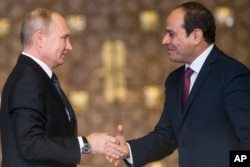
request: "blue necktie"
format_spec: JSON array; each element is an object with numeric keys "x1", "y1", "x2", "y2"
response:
[{"x1": 51, "y1": 73, "x2": 72, "y2": 121}]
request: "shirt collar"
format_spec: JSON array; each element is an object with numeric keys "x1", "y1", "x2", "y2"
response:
[
  {"x1": 186, "y1": 44, "x2": 214, "y2": 73},
  {"x1": 22, "y1": 51, "x2": 53, "y2": 78}
]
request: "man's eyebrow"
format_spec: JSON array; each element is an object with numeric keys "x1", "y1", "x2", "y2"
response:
[
  {"x1": 164, "y1": 28, "x2": 171, "y2": 31},
  {"x1": 61, "y1": 34, "x2": 70, "y2": 38},
  {"x1": 165, "y1": 29, "x2": 175, "y2": 34}
]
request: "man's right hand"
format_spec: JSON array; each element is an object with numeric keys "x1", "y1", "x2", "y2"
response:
[{"x1": 106, "y1": 124, "x2": 130, "y2": 166}]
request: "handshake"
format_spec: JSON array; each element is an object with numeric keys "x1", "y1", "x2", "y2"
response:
[{"x1": 86, "y1": 125, "x2": 129, "y2": 166}]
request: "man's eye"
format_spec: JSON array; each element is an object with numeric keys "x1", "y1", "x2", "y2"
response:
[
  {"x1": 62, "y1": 35, "x2": 70, "y2": 40},
  {"x1": 169, "y1": 33, "x2": 175, "y2": 38}
]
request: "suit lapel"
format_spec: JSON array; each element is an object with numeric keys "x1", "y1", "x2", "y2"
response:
[
  {"x1": 182, "y1": 63, "x2": 212, "y2": 114},
  {"x1": 179, "y1": 46, "x2": 218, "y2": 129},
  {"x1": 177, "y1": 67, "x2": 186, "y2": 121},
  {"x1": 18, "y1": 54, "x2": 77, "y2": 134}
]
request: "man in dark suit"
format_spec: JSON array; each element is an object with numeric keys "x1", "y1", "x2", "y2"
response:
[
  {"x1": 109, "y1": 2, "x2": 250, "y2": 167},
  {"x1": 0, "y1": 8, "x2": 125, "y2": 167}
]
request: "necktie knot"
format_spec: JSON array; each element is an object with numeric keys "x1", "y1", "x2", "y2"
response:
[
  {"x1": 185, "y1": 68, "x2": 194, "y2": 79},
  {"x1": 51, "y1": 73, "x2": 59, "y2": 84},
  {"x1": 51, "y1": 73, "x2": 62, "y2": 94}
]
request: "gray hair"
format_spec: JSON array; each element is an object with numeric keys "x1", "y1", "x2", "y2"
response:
[{"x1": 20, "y1": 8, "x2": 56, "y2": 46}]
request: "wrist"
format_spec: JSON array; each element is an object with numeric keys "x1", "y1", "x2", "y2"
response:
[{"x1": 81, "y1": 136, "x2": 91, "y2": 154}]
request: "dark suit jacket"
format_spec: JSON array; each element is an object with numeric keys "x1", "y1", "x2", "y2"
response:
[
  {"x1": 127, "y1": 45, "x2": 250, "y2": 167},
  {"x1": 0, "y1": 54, "x2": 80, "y2": 167}
]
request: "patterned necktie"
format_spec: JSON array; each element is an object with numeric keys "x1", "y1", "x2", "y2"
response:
[
  {"x1": 51, "y1": 73, "x2": 72, "y2": 121},
  {"x1": 182, "y1": 68, "x2": 194, "y2": 107}
]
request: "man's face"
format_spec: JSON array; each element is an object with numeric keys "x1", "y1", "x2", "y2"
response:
[
  {"x1": 43, "y1": 13, "x2": 72, "y2": 69},
  {"x1": 162, "y1": 8, "x2": 196, "y2": 64}
]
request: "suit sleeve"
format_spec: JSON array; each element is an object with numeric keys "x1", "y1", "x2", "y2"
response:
[
  {"x1": 224, "y1": 66, "x2": 250, "y2": 150},
  {"x1": 127, "y1": 111, "x2": 177, "y2": 167},
  {"x1": 127, "y1": 79, "x2": 177, "y2": 167},
  {"x1": 8, "y1": 76, "x2": 81, "y2": 164}
]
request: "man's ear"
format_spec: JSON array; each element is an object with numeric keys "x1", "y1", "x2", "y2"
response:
[
  {"x1": 192, "y1": 28, "x2": 203, "y2": 45},
  {"x1": 33, "y1": 31, "x2": 46, "y2": 47}
]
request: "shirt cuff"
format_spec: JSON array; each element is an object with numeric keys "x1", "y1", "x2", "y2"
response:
[
  {"x1": 125, "y1": 142, "x2": 134, "y2": 165},
  {"x1": 78, "y1": 136, "x2": 83, "y2": 153}
]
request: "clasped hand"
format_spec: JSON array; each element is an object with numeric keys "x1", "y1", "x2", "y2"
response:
[
  {"x1": 105, "y1": 125, "x2": 129, "y2": 166},
  {"x1": 86, "y1": 125, "x2": 128, "y2": 166}
]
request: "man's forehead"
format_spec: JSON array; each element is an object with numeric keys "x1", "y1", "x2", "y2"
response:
[
  {"x1": 165, "y1": 8, "x2": 184, "y2": 26},
  {"x1": 51, "y1": 13, "x2": 70, "y2": 31},
  {"x1": 167, "y1": 8, "x2": 185, "y2": 22}
]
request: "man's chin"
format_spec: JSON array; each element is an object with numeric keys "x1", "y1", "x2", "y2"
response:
[
  {"x1": 59, "y1": 57, "x2": 66, "y2": 64},
  {"x1": 168, "y1": 54, "x2": 184, "y2": 63},
  {"x1": 168, "y1": 54, "x2": 178, "y2": 62},
  {"x1": 55, "y1": 61, "x2": 65, "y2": 67}
]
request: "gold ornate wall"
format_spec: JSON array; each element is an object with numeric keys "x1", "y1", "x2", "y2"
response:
[{"x1": 0, "y1": 0, "x2": 249, "y2": 166}]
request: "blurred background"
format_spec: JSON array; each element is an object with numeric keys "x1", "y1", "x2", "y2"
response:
[{"x1": 0, "y1": 0, "x2": 249, "y2": 166}]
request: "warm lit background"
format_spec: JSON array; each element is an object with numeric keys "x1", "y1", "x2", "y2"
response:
[{"x1": 0, "y1": 0, "x2": 249, "y2": 166}]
